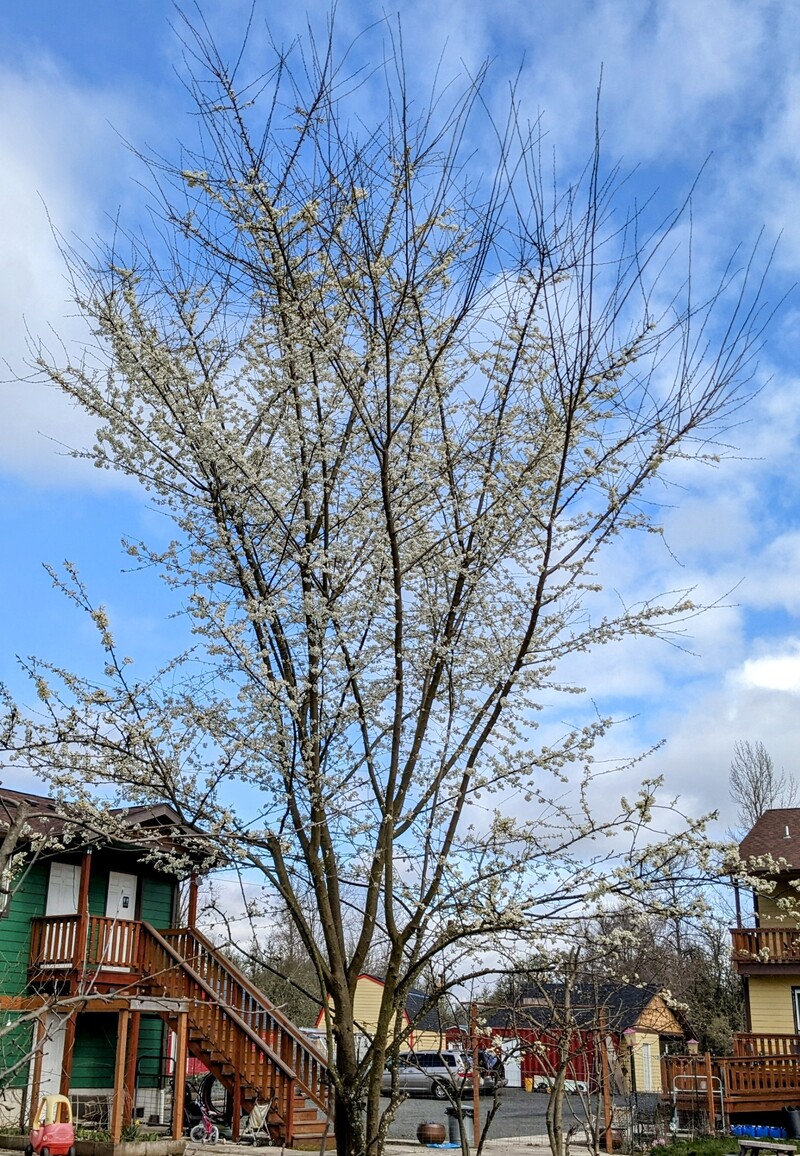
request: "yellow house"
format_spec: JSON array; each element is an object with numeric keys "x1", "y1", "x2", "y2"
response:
[
  {"x1": 732, "y1": 808, "x2": 800, "y2": 1034},
  {"x1": 315, "y1": 974, "x2": 445, "y2": 1050},
  {"x1": 660, "y1": 810, "x2": 800, "y2": 1125}
]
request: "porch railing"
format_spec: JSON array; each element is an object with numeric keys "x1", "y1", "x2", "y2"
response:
[
  {"x1": 733, "y1": 1033, "x2": 800, "y2": 1057},
  {"x1": 664, "y1": 1042, "x2": 800, "y2": 1105},
  {"x1": 730, "y1": 926, "x2": 800, "y2": 964},
  {"x1": 29, "y1": 915, "x2": 141, "y2": 973}
]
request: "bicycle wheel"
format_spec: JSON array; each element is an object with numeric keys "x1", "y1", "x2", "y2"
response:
[
  {"x1": 208, "y1": 1125, "x2": 220, "y2": 1145},
  {"x1": 190, "y1": 1124, "x2": 206, "y2": 1143}
]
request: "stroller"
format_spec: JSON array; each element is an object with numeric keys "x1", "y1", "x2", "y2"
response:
[{"x1": 239, "y1": 1101, "x2": 273, "y2": 1146}]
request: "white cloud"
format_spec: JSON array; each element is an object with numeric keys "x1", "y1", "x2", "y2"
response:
[
  {"x1": 739, "y1": 647, "x2": 800, "y2": 694},
  {"x1": 0, "y1": 59, "x2": 153, "y2": 486}
]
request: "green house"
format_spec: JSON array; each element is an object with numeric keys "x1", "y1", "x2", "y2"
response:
[{"x1": 0, "y1": 789, "x2": 330, "y2": 1147}]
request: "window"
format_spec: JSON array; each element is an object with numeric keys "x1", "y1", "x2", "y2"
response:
[{"x1": 0, "y1": 865, "x2": 11, "y2": 915}]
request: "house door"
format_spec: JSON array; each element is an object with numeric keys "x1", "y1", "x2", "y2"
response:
[
  {"x1": 102, "y1": 872, "x2": 138, "y2": 968},
  {"x1": 45, "y1": 862, "x2": 79, "y2": 915},
  {"x1": 44, "y1": 862, "x2": 80, "y2": 965},
  {"x1": 640, "y1": 1042, "x2": 653, "y2": 1091},
  {"x1": 36, "y1": 1012, "x2": 68, "y2": 1098},
  {"x1": 106, "y1": 872, "x2": 137, "y2": 919}
]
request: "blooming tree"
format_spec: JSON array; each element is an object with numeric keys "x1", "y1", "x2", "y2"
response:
[{"x1": 0, "y1": 16, "x2": 774, "y2": 1156}]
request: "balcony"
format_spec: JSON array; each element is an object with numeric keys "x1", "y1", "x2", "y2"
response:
[
  {"x1": 730, "y1": 926, "x2": 800, "y2": 971},
  {"x1": 29, "y1": 915, "x2": 143, "y2": 987}
]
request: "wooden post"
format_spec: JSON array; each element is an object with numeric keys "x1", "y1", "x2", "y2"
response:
[
  {"x1": 28, "y1": 1013, "x2": 47, "y2": 1127},
  {"x1": 285, "y1": 1078, "x2": 295, "y2": 1147},
  {"x1": 187, "y1": 873, "x2": 198, "y2": 928},
  {"x1": 600, "y1": 1016, "x2": 613, "y2": 1154},
  {"x1": 123, "y1": 1012, "x2": 141, "y2": 1128},
  {"x1": 59, "y1": 1013, "x2": 77, "y2": 1099},
  {"x1": 704, "y1": 1051, "x2": 715, "y2": 1134},
  {"x1": 73, "y1": 849, "x2": 93, "y2": 983},
  {"x1": 231, "y1": 1032, "x2": 242, "y2": 1142},
  {"x1": 110, "y1": 1010, "x2": 130, "y2": 1143},
  {"x1": 469, "y1": 1000, "x2": 481, "y2": 1148},
  {"x1": 172, "y1": 1011, "x2": 189, "y2": 1141}
]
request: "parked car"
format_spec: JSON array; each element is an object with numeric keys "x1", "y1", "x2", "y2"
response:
[
  {"x1": 534, "y1": 1076, "x2": 589, "y2": 1094},
  {"x1": 381, "y1": 1051, "x2": 480, "y2": 1099}
]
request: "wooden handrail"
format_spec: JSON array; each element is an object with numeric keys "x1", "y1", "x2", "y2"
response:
[
  {"x1": 156, "y1": 926, "x2": 328, "y2": 1112},
  {"x1": 164, "y1": 927, "x2": 327, "y2": 1062},
  {"x1": 30, "y1": 915, "x2": 140, "y2": 972},
  {"x1": 139, "y1": 923, "x2": 294, "y2": 1076},
  {"x1": 733, "y1": 1033, "x2": 800, "y2": 1057},
  {"x1": 730, "y1": 926, "x2": 800, "y2": 963}
]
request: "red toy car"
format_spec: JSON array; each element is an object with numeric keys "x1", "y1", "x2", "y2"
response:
[{"x1": 27, "y1": 1095, "x2": 75, "y2": 1156}]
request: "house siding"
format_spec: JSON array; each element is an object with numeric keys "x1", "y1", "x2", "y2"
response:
[
  {"x1": 747, "y1": 975, "x2": 798, "y2": 1033},
  {"x1": 140, "y1": 876, "x2": 175, "y2": 928},
  {"x1": 0, "y1": 1017, "x2": 35, "y2": 1089},
  {"x1": 625, "y1": 1030, "x2": 662, "y2": 1093},
  {"x1": 0, "y1": 860, "x2": 48, "y2": 994},
  {"x1": 757, "y1": 885, "x2": 798, "y2": 926},
  {"x1": 136, "y1": 1018, "x2": 166, "y2": 1088},
  {"x1": 71, "y1": 1014, "x2": 117, "y2": 1088},
  {"x1": 352, "y1": 976, "x2": 399, "y2": 1038}
]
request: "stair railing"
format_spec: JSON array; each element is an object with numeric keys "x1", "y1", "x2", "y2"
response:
[
  {"x1": 159, "y1": 926, "x2": 329, "y2": 1111},
  {"x1": 139, "y1": 923, "x2": 329, "y2": 1135}
]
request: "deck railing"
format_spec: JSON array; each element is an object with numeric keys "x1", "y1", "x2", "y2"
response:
[
  {"x1": 730, "y1": 926, "x2": 800, "y2": 964},
  {"x1": 733, "y1": 1033, "x2": 800, "y2": 1057},
  {"x1": 664, "y1": 1039, "x2": 800, "y2": 1107},
  {"x1": 29, "y1": 915, "x2": 141, "y2": 973}
]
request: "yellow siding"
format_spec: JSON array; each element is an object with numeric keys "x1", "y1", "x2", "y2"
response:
[
  {"x1": 325, "y1": 977, "x2": 444, "y2": 1049},
  {"x1": 747, "y1": 975, "x2": 797, "y2": 1033},
  {"x1": 412, "y1": 1030, "x2": 445, "y2": 1050},
  {"x1": 624, "y1": 1031, "x2": 663, "y2": 1093},
  {"x1": 353, "y1": 977, "x2": 392, "y2": 1035}
]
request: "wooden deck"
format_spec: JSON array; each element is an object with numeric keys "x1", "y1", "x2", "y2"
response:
[{"x1": 664, "y1": 1037, "x2": 800, "y2": 1116}]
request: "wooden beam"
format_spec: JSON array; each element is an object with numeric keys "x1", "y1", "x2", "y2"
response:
[
  {"x1": 73, "y1": 849, "x2": 93, "y2": 982},
  {"x1": 187, "y1": 872, "x2": 198, "y2": 928},
  {"x1": 28, "y1": 1014, "x2": 47, "y2": 1127},
  {"x1": 59, "y1": 1014, "x2": 76, "y2": 1098},
  {"x1": 123, "y1": 1012, "x2": 141, "y2": 1129},
  {"x1": 705, "y1": 1051, "x2": 715, "y2": 1133},
  {"x1": 0, "y1": 996, "x2": 46, "y2": 1011},
  {"x1": 172, "y1": 1012, "x2": 188, "y2": 1142},
  {"x1": 110, "y1": 1009, "x2": 130, "y2": 1143},
  {"x1": 600, "y1": 1017, "x2": 613, "y2": 1154}
]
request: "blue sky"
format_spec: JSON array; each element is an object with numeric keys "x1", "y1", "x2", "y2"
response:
[{"x1": 1, "y1": 0, "x2": 800, "y2": 836}]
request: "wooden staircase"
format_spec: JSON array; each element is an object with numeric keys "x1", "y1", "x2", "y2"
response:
[{"x1": 139, "y1": 924, "x2": 332, "y2": 1147}]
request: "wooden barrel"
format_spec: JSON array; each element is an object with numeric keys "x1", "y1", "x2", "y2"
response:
[{"x1": 417, "y1": 1121, "x2": 447, "y2": 1145}]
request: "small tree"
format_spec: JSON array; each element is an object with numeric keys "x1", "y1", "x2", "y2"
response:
[
  {"x1": 730, "y1": 740, "x2": 798, "y2": 830},
  {"x1": 0, "y1": 13, "x2": 776, "y2": 1156}
]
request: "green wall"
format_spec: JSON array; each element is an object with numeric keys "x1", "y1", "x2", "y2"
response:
[
  {"x1": 140, "y1": 875, "x2": 175, "y2": 928},
  {"x1": 70, "y1": 1014, "x2": 167, "y2": 1091},
  {"x1": 0, "y1": 1016, "x2": 34, "y2": 1089},
  {"x1": 0, "y1": 860, "x2": 48, "y2": 995},
  {"x1": 0, "y1": 848, "x2": 177, "y2": 1093}
]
